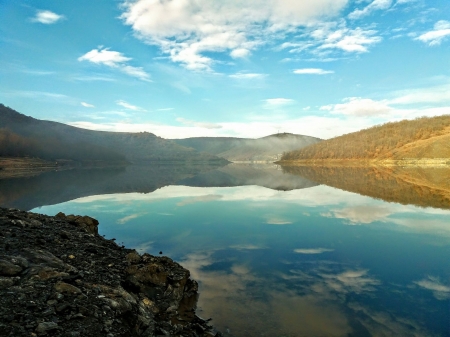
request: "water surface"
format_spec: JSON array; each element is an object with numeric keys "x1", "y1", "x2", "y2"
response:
[{"x1": 1, "y1": 163, "x2": 449, "y2": 336}]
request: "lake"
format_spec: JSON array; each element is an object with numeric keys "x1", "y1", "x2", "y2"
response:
[{"x1": 1, "y1": 163, "x2": 449, "y2": 337}]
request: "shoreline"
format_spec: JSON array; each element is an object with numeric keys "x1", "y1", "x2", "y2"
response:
[
  {"x1": 276, "y1": 158, "x2": 450, "y2": 167},
  {"x1": 0, "y1": 207, "x2": 221, "y2": 337}
]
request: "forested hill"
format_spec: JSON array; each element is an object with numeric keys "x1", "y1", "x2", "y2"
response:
[
  {"x1": 281, "y1": 115, "x2": 450, "y2": 162},
  {"x1": 0, "y1": 104, "x2": 227, "y2": 164},
  {"x1": 174, "y1": 133, "x2": 322, "y2": 162}
]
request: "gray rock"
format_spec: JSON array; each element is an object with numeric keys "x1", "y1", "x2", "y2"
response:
[
  {"x1": 0, "y1": 259, "x2": 23, "y2": 276},
  {"x1": 36, "y1": 321, "x2": 59, "y2": 334},
  {"x1": 0, "y1": 276, "x2": 16, "y2": 289}
]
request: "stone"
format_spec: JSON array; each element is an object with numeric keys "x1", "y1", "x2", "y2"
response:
[
  {"x1": 126, "y1": 251, "x2": 141, "y2": 264},
  {"x1": 0, "y1": 276, "x2": 16, "y2": 289},
  {"x1": 36, "y1": 321, "x2": 58, "y2": 334},
  {"x1": 54, "y1": 281, "x2": 82, "y2": 295},
  {"x1": 0, "y1": 259, "x2": 23, "y2": 276}
]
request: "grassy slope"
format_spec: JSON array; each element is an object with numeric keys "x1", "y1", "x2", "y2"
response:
[{"x1": 281, "y1": 115, "x2": 450, "y2": 162}]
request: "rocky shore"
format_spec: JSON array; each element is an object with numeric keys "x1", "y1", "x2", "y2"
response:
[{"x1": 0, "y1": 207, "x2": 221, "y2": 337}]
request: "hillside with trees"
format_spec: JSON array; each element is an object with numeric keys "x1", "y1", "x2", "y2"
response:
[{"x1": 281, "y1": 115, "x2": 450, "y2": 163}]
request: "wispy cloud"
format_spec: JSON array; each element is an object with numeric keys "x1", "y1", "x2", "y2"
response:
[
  {"x1": 78, "y1": 48, "x2": 151, "y2": 81},
  {"x1": 176, "y1": 117, "x2": 222, "y2": 129},
  {"x1": 263, "y1": 98, "x2": 295, "y2": 109},
  {"x1": 31, "y1": 10, "x2": 65, "y2": 24},
  {"x1": 116, "y1": 100, "x2": 146, "y2": 111},
  {"x1": 117, "y1": 213, "x2": 144, "y2": 225},
  {"x1": 348, "y1": 0, "x2": 393, "y2": 20},
  {"x1": 294, "y1": 248, "x2": 334, "y2": 254},
  {"x1": 316, "y1": 27, "x2": 382, "y2": 53},
  {"x1": 81, "y1": 102, "x2": 95, "y2": 108},
  {"x1": 22, "y1": 69, "x2": 55, "y2": 76},
  {"x1": 320, "y1": 97, "x2": 392, "y2": 117},
  {"x1": 416, "y1": 20, "x2": 450, "y2": 46},
  {"x1": 229, "y1": 72, "x2": 267, "y2": 80},
  {"x1": 73, "y1": 75, "x2": 116, "y2": 82},
  {"x1": 414, "y1": 276, "x2": 450, "y2": 300},
  {"x1": 266, "y1": 216, "x2": 293, "y2": 225},
  {"x1": 293, "y1": 68, "x2": 334, "y2": 75}
]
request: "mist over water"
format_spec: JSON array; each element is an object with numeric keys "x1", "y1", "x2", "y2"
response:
[{"x1": 1, "y1": 164, "x2": 449, "y2": 336}]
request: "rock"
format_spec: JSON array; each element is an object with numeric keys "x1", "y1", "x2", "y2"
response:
[
  {"x1": 54, "y1": 281, "x2": 82, "y2": 295},
  {"x1": 0, "y1": 276, "x2": 16, "y2": 288},
  {"x1": 36, "y1": 321, "x2": 59, "y2": 334},
  {"x1": 126, "y1": 251, "x2": 141, "y2": 264},
  {"x1": 0, "y1": 207, "x2": 221, "y2": 337},
  {"x1": 0, "y1": 259, "x2": 23, "y2": 276}
]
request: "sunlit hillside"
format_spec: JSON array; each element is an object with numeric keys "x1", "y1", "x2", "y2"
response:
[{"x1": 281, "y1": 115, "x2": 450, "y2": 162}]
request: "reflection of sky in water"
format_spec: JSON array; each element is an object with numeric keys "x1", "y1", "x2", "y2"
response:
[{"x1": 34, "y1": 185, "x2": 450, "y2": 337}]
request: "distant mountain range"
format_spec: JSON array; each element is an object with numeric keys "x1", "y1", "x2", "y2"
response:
[
  {"x1": 0, "y1": 104, "x2": 226, "y2": 164},
  {"x1": 0, "y1": 104, "x2": 321, "y2": 166},
  {"x1": 174, "y1": 133, "x2": 321, "y2": 162},
  {"x1": 281, "y1": 115, "x2": 450, "y2": 164}
]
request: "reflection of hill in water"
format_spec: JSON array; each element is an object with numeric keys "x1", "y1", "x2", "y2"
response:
[
  {"x1": 0, "y1": 164, "x2": 317, "y2": 211},
  {"x1": 282, "y1": 165, "x2": 450, "y2": 209},
  {"x1": 0, "y1": 164, "x2": 222, "y2": 211},
  {"x1": 178, "y1": 163, "x2": 318, "y2": 190}
]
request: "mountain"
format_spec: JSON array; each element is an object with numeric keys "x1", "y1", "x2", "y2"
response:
[
  {"x1": 280, "y1": 115, "x2": 450, "y2": 164},
  {"x1": 174, "y1": 133, "x2": 322, "y2": 162},
  {"x1": 0, "y1": 104, "x2": 227, "y2": 164}
]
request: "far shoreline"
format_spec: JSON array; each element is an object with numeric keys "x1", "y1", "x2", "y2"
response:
[{"x1": 276, "y1": 158, "x2": 450, "y2": 167}]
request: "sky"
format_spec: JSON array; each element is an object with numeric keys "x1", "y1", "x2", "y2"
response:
[{"x1": 1, "y1": 0, "x2": 449, "y2": 139}]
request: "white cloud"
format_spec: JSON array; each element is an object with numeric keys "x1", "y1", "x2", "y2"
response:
[
  {"x1": 117, "y1": 213, "x2": 144, "y2": 224},
  {"x1": 230, "y1": 48, "x2": 251, "y2": 59},
  {"x1": 78, "y1": 48, "x2": 131, "y2": 67},
  {"x1": 67, "y1": 115, "x2": 370, "y2": 139},
  {"x1": 317, "y1": 27, "x2": 382, "y2": 53},
  {"x1": 177, "y1": 194, "x2": 222, "y2": 206},
  {"x1": 263, "y1": 98, "x2": 295, "y2": 108},
  {"x1": 120, "y1": 65, "x2": 152, "y2": 81},
  {"x1": 414, "y1": 276, "x2": 450, "y2": 300},
  {"x1": 176, "y1": 117, "x2": 222, "y2": 129},
  {"x1": 229, "y1": 72, "x2": 267, "y2": 80},
  {"x1": 266, "y1": 217, "x2": 293, "y2": 225},
  {"x1": 321, "y1": 270, "x2": 380, "y2": 294},
  {"x1": 293, "y1": 68, "x2": 334, "y2": 75},
  {"x1": 78, "y1": 48, "x2": 151, "y2": 81},
  {"x1": 31, "y1": 10, "x2": 64, "y2": 24},
  {"x1": 116, "y1": 100, "x2": 146, "y2": 111},
  {"x1": 294, "y1": 248, "x2": 334, "y2": 254},
  {"x1": 416, "y1": 20, "x2": 450, "y2": 46},
  {"x1": 321, "y1": 97, "x2": 392, "y2": 116},
  {"x1": 348, "y1": 0, "x2": 393, "y2": 20},
  {"x1": 81, "y1": 102, "x2": 95, "y2": 108},
  {"x1": 388, "y1": 83, "x2": 450, "y2": 105},
  {"x1": 328, "y1": 205, "x2": 393, "y2": 224},
  {"x1": 120, "y1": 0, "x2": 349, "y2": 71}
]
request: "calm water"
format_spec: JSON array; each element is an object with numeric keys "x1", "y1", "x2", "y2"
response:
[{"x1": 2, "y1": 164, "x2": 449, "y2": 336}]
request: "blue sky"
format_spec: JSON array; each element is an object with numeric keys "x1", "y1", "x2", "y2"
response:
[{"x1": 1, "y1": 0, "x2": 449, "y2": 139}]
